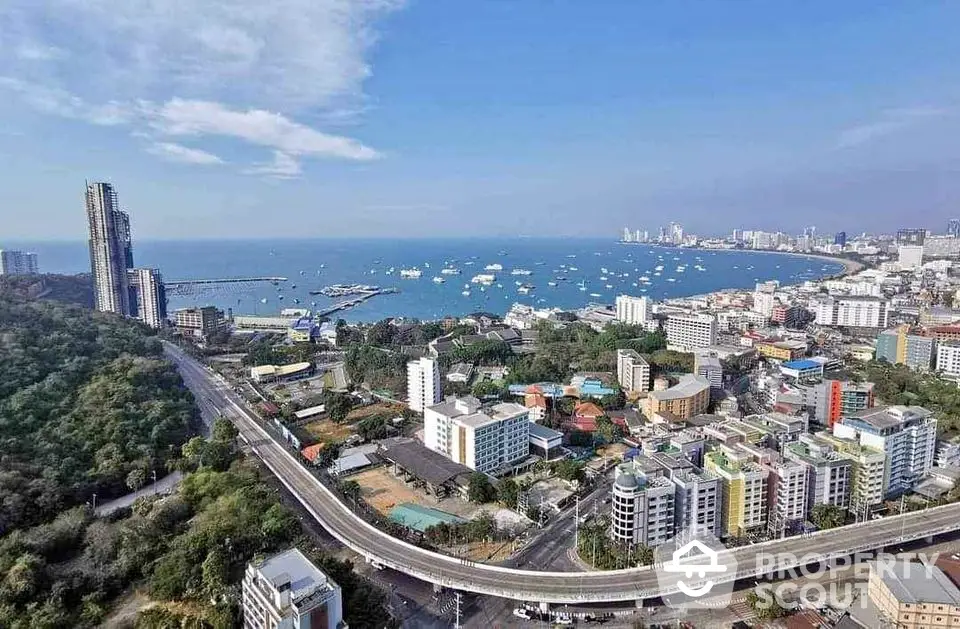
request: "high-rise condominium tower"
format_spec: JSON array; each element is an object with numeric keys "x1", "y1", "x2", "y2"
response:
[{"x1": 86, "y1": 182, "x2": 134, "y2": 315}]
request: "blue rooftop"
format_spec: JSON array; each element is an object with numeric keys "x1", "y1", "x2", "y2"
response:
[
  {"x1": 291, "y1": 317, "x2": 316, "y2": 330},
  {"x1": 782, "y1": 359, "x2": 820, "y2": 370}
]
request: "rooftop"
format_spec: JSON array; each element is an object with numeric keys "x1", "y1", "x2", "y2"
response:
[
  {"x1": 649, "y1": 374, "x2": 710, "y2": 402},
  {"x1": 873, "y1": 561, "x2": 960, "y2": 606},
  {"x1": 528, "y1": 422, "x2": 563, "y2": 441},
  {"x1": 252, "y1": 548, "x2": 336, "y2": 605},
  {"x1": 782, "y1": 359, "x2": 821, "y2": 370}
]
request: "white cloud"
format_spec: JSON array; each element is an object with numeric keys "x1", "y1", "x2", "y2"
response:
[
  {"x1": 146, "y1": 99, "x2": 380, "y2": 161},
  {"x1": 0, "y1": 0, "x2": 402, "y2": 175},
  {"x1": 836, "y1": 107, "x2": 949, "y2": 149},
  {"x1": 146, "y1": 142, "x2": 224, "y2": 165}
]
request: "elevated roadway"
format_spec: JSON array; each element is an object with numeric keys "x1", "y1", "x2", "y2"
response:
[{"x1": 164, "y1": 342, "x2": 960, "y2": 604}]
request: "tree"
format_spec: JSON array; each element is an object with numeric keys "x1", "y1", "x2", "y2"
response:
[
  {"x1": 201, "y1": 547, "x2": 229, "y2": 596},
  {"x1": 599, "y1": 390, "x2": 626, "y2": 411},
  {"x1": 211, "y1": 417, "x2": 238, "y2": 443},
  {"x1": 471, "y1": 379, "x2": 505, "y2": 399},
  {"x1": 595, "y1": 415, "x2": 624, "y2": 444},
  {"x1": 551, "y1": 460, "x2": 586, "y2": 484},
  {"x1": 810, "y1": 504, "x2": 846, "y2": 530},
  {"x1": 340, "y1": 480, "x2": 362, "y2": 505},
  {"x1": 323, "y1": 391, "x2": 354, "y2": 423},
  {"x1": 467, "y1": 473, "x2": 496, "y2": 504},
  {"x1": 125, "y1": 468, "x2": 147, "y2": 492},
  {"x1": 746, "y1": 589, "x2": 789, "y2": 620},
  {"x1": 496, "y1": 479, "x2": 520, "y2": 509}
]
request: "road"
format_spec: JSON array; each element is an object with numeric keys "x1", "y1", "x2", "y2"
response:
[
  {"x1": 164, "y1": 342, "x2": 960, "y2": 604},
  {"x1": 95, "y1": 471, "x2": 184, "y2": 517}
]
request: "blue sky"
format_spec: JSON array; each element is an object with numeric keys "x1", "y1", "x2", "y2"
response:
[{"x1": 1, "y1": 1, "x2": 959, "y2": 240}]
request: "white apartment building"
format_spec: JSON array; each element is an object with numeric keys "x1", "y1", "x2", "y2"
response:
[
  {"x1": 752, "y1": 281, "x2": 778, "y2": 318},
  {"x1": 834, "y1": 406, "x2": 937, "y2": 497},
  {"x1": 0, "y1": 250, "x2": 38, "y2": 275},
  {"x1": 766, "y1": 460, "x2": 808, "y2": 532},
  {"x1": 617, "y1": 348, "x2": 650, "y2": 393},
  {"x1": 784, "y1": 436, "x2": 852, "y2": 512},
  {"x1": 128, "y1": 267, "x2": 166, "y2": 329},
  {"x1": 407, "y1": 357, "x2": 441, "y2": 413},
  {"x1": 616, "y1": 294, "x2": 650, "y2": 326},
  {"x1": 423, "y1": 397, "x2": 530, "y2": 473},
  {"x1": 665, "y1": 313, "x2": 717, "y2": 352},
  {"x1": 898, "y1": 245, "x2": 924, "y2": 271},
  {"x1": 937, "y1": 342, "x2": 960, "y2": 380},
  {"x1": 611, "y1": 471, "x2": 676, "y2": 547},
  {"x1": 242, "y1": 548, "x2": 343, "y2": 629},
  {"x1": 667, "y1": 468, "x2": 722, "y2": 539},
  {"x1": 812, "y1": 296, "x2": 889, "y2": 329}
]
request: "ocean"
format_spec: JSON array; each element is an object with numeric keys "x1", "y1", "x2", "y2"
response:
[{"x1": 16, "y1": 238, "x2": 844, "y2": 322}]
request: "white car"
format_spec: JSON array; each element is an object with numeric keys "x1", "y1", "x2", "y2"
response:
[
  {"x1": 513, "y1": 608, "x2": 532, "y2": 620},
  {"x1": 553, "y1": 616, "x2": 573, "y2": 625}
]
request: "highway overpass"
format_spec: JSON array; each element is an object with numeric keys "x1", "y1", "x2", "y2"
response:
[{"x1": 164, "y1": 342, "x2": 960, "y2": 604}]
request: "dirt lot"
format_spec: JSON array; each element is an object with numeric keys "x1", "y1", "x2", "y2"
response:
[
  {"x1": 351, "y1": 467, "x2": 480, "y2": 519},
  {"x1": 345, "y1": 401, "x2": 405, "y2": 423},
  {"x1": 303, "y1": 419, "x2": 354, "y2": 443}
]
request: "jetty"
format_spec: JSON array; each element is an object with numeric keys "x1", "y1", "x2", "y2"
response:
[{"x1": 315, "y1": 287, "x2": 398, "y2": 317}]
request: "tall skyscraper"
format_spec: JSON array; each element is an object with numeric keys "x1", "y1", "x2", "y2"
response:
[
  {"x1": 949, "y1": 219, "x2": 960, "y2": 238},
  {"x1": 834, "y1": 231, "x2": 847, "y2": 247},
  {"x1": 128, "y1": 268, "x2": 167, "y2": 328},
  {"x1": 86, "y1": 182, "x2": 134, "y2": 315},
  {"x1": 896, "y1": 228, "x2": 926, "y2": 246},
  {"x1": 0, "y1": 250, "x2": 39, "y2": 275},
  {"x1": 407, "y1": 357, "x2": 441, "y2": 413}
]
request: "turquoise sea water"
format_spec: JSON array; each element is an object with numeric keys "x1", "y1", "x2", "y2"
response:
[{"x1": 16, "y1": 238, "x2": 843, "y2": 322}]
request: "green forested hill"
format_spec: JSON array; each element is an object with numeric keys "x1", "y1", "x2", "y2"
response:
[{"x1": 0, "y1": 293, "x2": 197, "y2": 532}]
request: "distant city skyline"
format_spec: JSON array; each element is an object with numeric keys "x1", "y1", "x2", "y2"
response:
[{"x1": 2, "y1": 2, "x2": 960, "y2": 239}]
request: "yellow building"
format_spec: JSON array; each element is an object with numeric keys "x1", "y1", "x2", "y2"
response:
[
  {"x1": 868, "y1": 561, "x2": 960, "y2": 629},
  {"x1": 643, "y1": 374, "x2": 710, "y2": 420},
  {"x1": 704, "y1": 445, "x2": 768, "y2": 538},
  {"x1": 815, "y1": 433, "x2": 888, "y2": 507},
  {"x1": 756, "y1": 340, "x2": 807, "y2": 361}
]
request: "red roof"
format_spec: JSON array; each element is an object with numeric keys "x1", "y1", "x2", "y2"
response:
[
  {"x1": 301, "y1": 443, "x2": 325, "y2": 462},
  {"x1": 525, "y1": 384, "x2": 544, "y2": 394},
  {"x1": 574, "y1": 402, "x2": 605, "y2": 419}
]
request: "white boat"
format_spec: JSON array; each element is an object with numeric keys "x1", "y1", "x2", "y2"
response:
[
  {"x1": 605, "y1": 284, "x2": 613, "y2": 289},
  {"x1": 517, "y1": 284, "x2": 534, "y2": 294},
  {"x1": 400, "y1": 268, "x2": 422, "y2": 278},
  {"x1": 590, "y1": 292, "x2": 602, "y2": 297},
  {"x1": 461, "y1": 290, "x2": 471, "y2": 296},
  {"x1": 639, "y1": 275, "x2": 650, "y2": 281},
  {"x1": 432, "y1": 276, "x2": 445, "y2": 283},
  {"x1": 441, "y1": 268, "x2": 460, "y2": 275},
  {"x1": 485, "y1": 263, "x2": 503, "y2": 271},
  {"x1": 578, "y1": 280, "x2": 587, "y2": 292},
  {"x1": 548, "y1": 282, "x2": 557, "y2": 287},
  {"x1": 260, "y1": 298, "x2": 268, "y2": 303},
  {"x1": 471, "y1": 274, "x2": 496, "y2": 284},
  {"x1": 667, "y1": 278, "x2": 676, "y2": 282},
  {"x1": 655, "y1": 265, "x2": 664, "y2": 271},
  {"x1": 600, "y1": 276, "x2": 608, "y2": 281},
  {"x1": 511, "y1": 269, "x2": 532, "y2": 275},
  {"x1": 568, "y1": 266, "x2": 579, "y2": 271},
  {"x1": 464, "y1": 261, "x2": 474, "y2": 266}
]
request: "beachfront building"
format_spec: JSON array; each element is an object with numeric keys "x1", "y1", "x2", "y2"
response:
[
  {"x1": 876, "y1": 326, "x2": 937, "y2": 371},
  {"x1": 175, "y1": 306, "x2": 226, "y2": 338},
  {"x1": 407, "y1": 357, "x2": 441, "y2": 413},
  {"x1": 704, "y1": 445, "x2": 768, "y2": 538},
  {"x1": 615, "y1": 294, "x2": 650, "y2": 326},
  {"x1": 665, "y1": 312, "x2": 717, "y2": 352},
  {"x1": 242, "y1": 548, "x2": 343, "y2": 629},
  {"x1": 834, "y1": 406, "x2": 937, "y2": 497},
  {"x1": 617, "y1": 348, "x2": 650, "y2": 393},
  {"x1": 643, "y1": 374, "x2": 710, "y2": 421},
  {"x1": 423, "y1": 397, "x2": 530, "y2": 474},
  {"x1": 127, "y1": 267, "x2": 167, "y2": 329},
  {"x1": 784, "y1": 435, "x2": 852, "y2": 512},
  {"x1": 86, "y1": 181, "x2": 134, "y2": 316},
  {"x1": 811, "y1": 295, "x2": 889, "y2": 329},
  {"x1": 0, "y1": 250, "x2": 38, "y2": 275},
  {"x1": 610, "y1": 468, "x2": 676, "y2": 547}
]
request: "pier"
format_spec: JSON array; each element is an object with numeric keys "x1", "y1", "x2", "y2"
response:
[
  {"x1": 315, "y1": 287, "x2": 397, "y2": 317},
  {"x1": 164, "y1": 277, "x2": 288, "y2": 296}
]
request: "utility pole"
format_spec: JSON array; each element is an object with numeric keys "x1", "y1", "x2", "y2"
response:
[
  {"x1": 899, "y1": 493, "x2": 906, "y2": 540},
  {"x1": 574, "y1": 495, "x2": 580, "y2": 546},
  {"x1": 453, "y1": 591, "x2": 462, "y2": 629}
]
